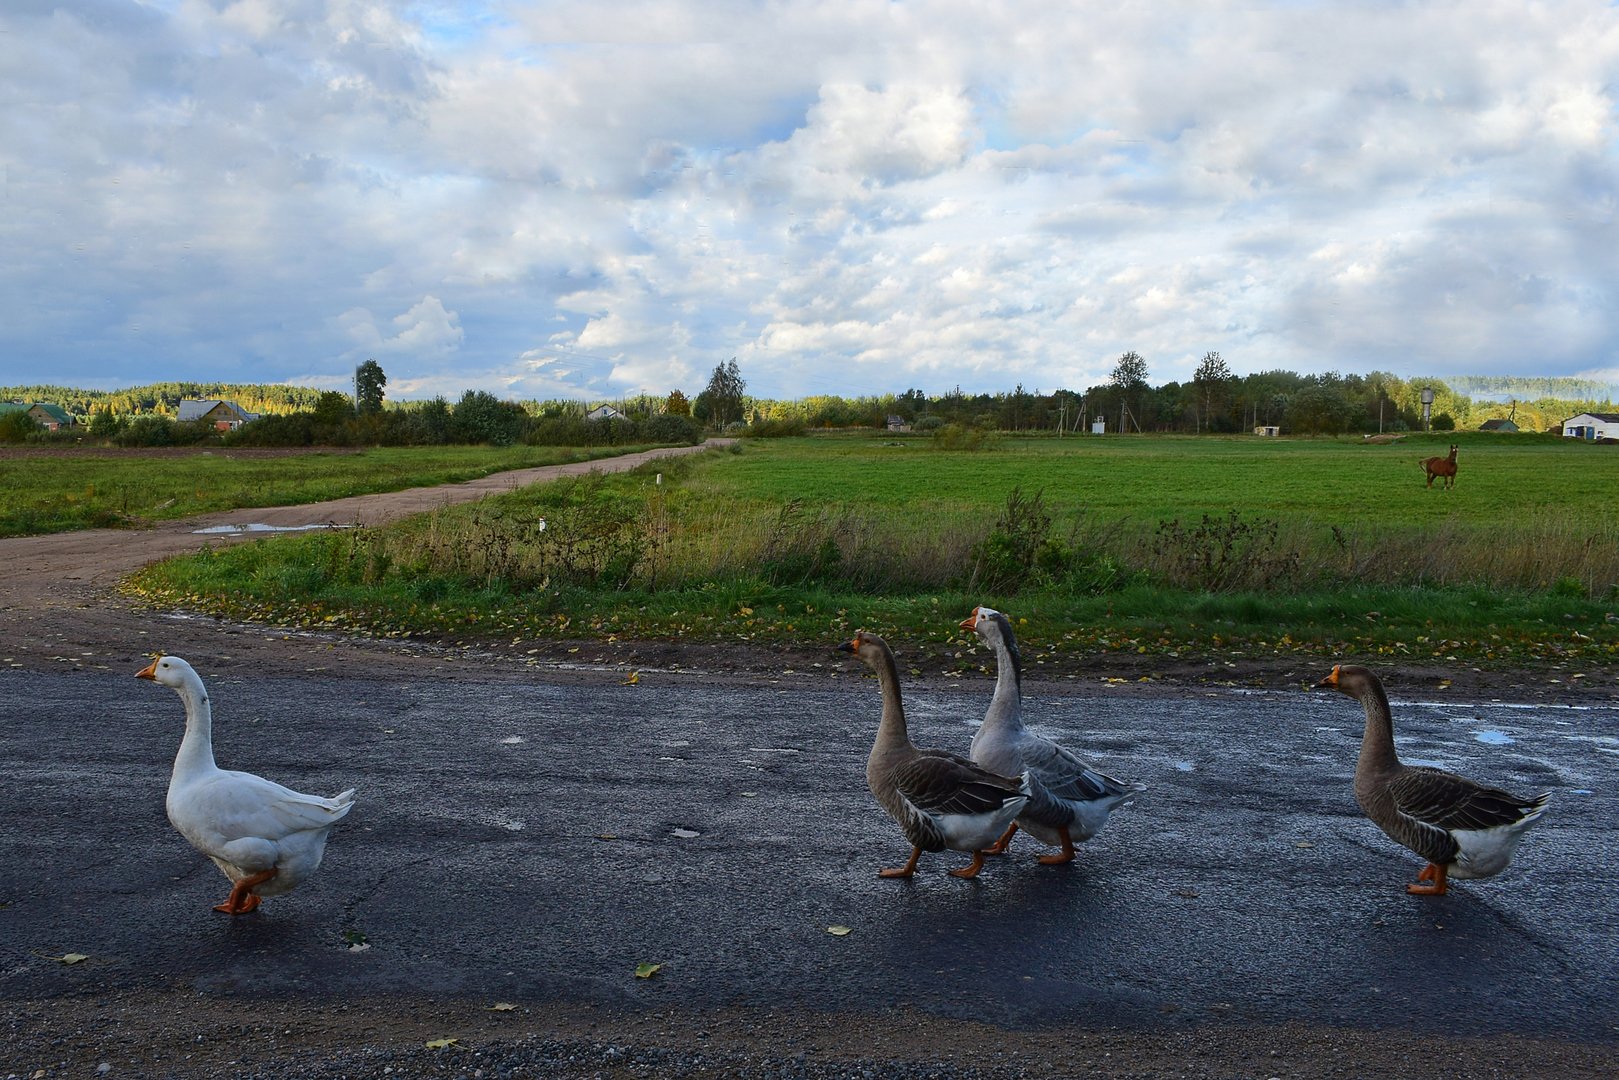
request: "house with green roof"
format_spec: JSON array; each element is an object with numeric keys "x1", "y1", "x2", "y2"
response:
[{"x1": 0, "y1": 401, "x2": 75, "y2": 431}]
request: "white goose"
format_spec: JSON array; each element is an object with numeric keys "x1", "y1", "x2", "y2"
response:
[
  {"x1": 961, "y1": 607, "x2": 1143, "y2": 864},
  {"x1": 137, "y1": 655, "x2": 356, "y2": 914}
]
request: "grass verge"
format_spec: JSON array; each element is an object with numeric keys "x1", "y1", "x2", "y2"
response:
[
  {"x1": 127, "y1": 436, "x2": 1619, "y2": 678},
  {"x1": 0, "y1": 444, "x2": 665, "y2": 537}
]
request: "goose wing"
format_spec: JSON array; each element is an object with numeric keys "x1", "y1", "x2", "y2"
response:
[
  {"x1": 1389, "y1": 768, "x2": 1547, "y2": 833},
  {"x1": 1021, "y1": 734, "x2": 1136, "y2": 803},
  {"x1": 892, "y1": 749, "x2": 1024, "y2": 816},
  {"x1": 177, "y1": 770, "x2": 355, "y2": 845}
]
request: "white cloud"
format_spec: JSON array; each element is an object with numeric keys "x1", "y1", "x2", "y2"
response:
[
  {"x1": 2, "y1": 1, "x2": 1617, "y2": 399},
  {"x1": 335, "y1": 295, "x2": 464, "y2": 361}
]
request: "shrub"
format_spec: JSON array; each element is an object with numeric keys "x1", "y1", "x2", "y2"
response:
[
  {"x1": 114, "y1": 416, "x2": 215, "y2": 447},
  {"x1": 1152, "y1": 511, "x2": 1301, "y2": 592},
  {"x1": 223, "y1": 413, "x2": 316, "y2": 447},
  {"x1": 969, "y1": 487, "x2": 1063, "y2": 593},
  {"x1": 759, "y1": 499, "x2": 846, "y2": 585},
  {"x1": 641, "y1": 413, "x2": 702, "y2": 444},
  {"x1": 744, "y1": 417, "x2": 806, "y2": 438},
  {"x1": 932, "y1": 422, "x2": 992, "y2": 451},
  {"x1": 0, "y1": 411, "x2": 36, "y2": 443},
  {"x1": 1550, "y1": 575, "x2": 1586, "y2": 598}
]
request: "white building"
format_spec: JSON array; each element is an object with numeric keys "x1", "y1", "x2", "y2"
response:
[
  {"x1": 1561, "y1": 413, "x2": 1619, "y2": 441},
  {"x1": 585, "y1": 404, "x2": 624, "y2": 422}
]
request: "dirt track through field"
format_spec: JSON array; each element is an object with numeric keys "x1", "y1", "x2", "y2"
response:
[{"x1": 0, "y1": 441, "x2": 726, "y2": 681}]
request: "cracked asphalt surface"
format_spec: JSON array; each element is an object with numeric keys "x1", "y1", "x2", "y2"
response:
[{"x1": 2, "y1": 449, "x2": 1616, "y2": 1077}]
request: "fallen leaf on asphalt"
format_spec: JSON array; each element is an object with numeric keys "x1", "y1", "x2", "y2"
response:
[
  {"x1": 490, "y1": 1003, "x2": 517, "y2": 1012},
  {"x1": 51, "y1": 953, "x2": 89, "y2": 965},
  {"x1": 635, "y1": 962, "x2": 663, "y2": 979},
  {"x1": 1175, "y1": 889, "x2": 1200, "y2": 899},
  {"x1": 425, "y1": 1037, "x2": 459, "y2": 1049},
  {"x1": 1295, "y1": 841, "x2": 1314, "y2": 849},
  {"x1": 827, "y1": 925, "x2": 852, "y2": 936},
  {"x1": 623, "y1": 671, "x2": 640, "y2": 685}
]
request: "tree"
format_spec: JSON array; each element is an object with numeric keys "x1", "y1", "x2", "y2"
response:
[
  {"x1": 451, "y1": 390, "x2": 527, "y2": 445},
  {"x1": 355, "y1": 359, "x2": 387, "y2": 415},
  {"x1": 1192, "y1": 351, "x2": 1233, "y2": 433},
  {"x1": 1110, "y1": 351, "x2": 1148, "y2": 392},
  {"x1": 1287, "y1": 384, "x2": 1353, "y2": 434},
  {"x1": 1109, "y1": 351, "x2": 1148, "y2": 432},
  {"x1": 311, "y1": 390, "x2": 355, "y2": 427},
  {"x1": 698, "y1": 358, "x2": 746, "y2": 429},
  {"x1": 663, "y1": 389, "x2": 691, "y2": 416}
]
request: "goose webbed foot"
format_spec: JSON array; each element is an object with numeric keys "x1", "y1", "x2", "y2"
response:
[
  {"x1": 214, "y1": 868, "x2": 276, "y2": 914},
  {"x1": 983, "y1": 823, "x2": 1017, "y2": 856},
  {"x1": 878, "y1": 847, "x2": 922, "y2": 879},
  {"x1": 947, "y1": 851, "x2": 987, "y2": 879},
  {"x1": 1405, "y1": 863, "x2": 1448, "y2": 896},
  {"x1": 1035, "y1": 827, "x2": 1076, "y2": 865}
]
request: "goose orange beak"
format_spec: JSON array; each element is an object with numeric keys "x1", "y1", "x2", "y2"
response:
[
  {"x1": 958, "y1": 607, "x2": 982, "y2": 631},
  {"x1": 836, "y1": 637, "x2": 857, "y2": 653},
  {"x1": 136, "y1": 658, "x2": 159, "y2": 680},
  {"x1": 1315, "y1": 665, "x2": 1342, "y2": 689}
]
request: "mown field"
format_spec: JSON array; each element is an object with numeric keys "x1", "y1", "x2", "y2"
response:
[
  {"x1": 129, "y1": 431, "x2": 1619, "y2": 675},
  {"x1": 0, "y1": 444, "x2": 657, "y2": 537}
]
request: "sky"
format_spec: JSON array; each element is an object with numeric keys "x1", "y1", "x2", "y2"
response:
[{"x1": 3, "y1": 1, "x2": 1617, "y2": 404}]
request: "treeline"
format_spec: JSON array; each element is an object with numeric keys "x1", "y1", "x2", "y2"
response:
[
  {"x1": 7, "y1": 389, "x2": 702, "y2": 449},
  {"x1": 1445, "y1": 375, "x2": 1619, "y2": 403},
  {"x1": 748, "y1": 370, "x2": 1614, "y2": 436},
  {"x1": 0, "y1": 382, "x2": 325, "y2": 418},
  {"x1": 8, "y1": 366, "x2": 1615, "y2": 447}
]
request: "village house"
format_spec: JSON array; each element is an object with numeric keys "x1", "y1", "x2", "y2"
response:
[
  {"x1": 1479, "y1": 418, "x2": 1518, "y2": 432},
  {"x1": 1561, "y1": 412, "x2": 1619, "y2": 441},
  {"x1": 585, "y1": 404, "x2": 624, "y2": 422},
  {"x1": 177, "y1": 399, "x2": 258, "y2": 431},
  {"x1": 0, "y1": 401, "x2": 74, "y2": 430}
]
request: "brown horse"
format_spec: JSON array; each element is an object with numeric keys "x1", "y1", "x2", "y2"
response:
[{"x1": 1421, "y1": 444, "x2": 1459, "y2": 489}]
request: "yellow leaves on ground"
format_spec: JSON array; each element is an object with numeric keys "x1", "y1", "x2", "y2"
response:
[
  {"x1": 635, "y1": 962, "x2": 663, "y2": 979},
  {"x1": 826, "y1": 925, "x2": 852, "y2": 937},
  {"x1": 489, "y1": 1002, "x2": 517, "y2": 1012},
  {"x1": 425, "y1": 1037, "x2": 459, "y2": 1049}
]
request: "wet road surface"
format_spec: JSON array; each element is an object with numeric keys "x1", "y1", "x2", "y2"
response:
[{"x1": 2, "y1": 665, "x2": 1614, "y2": 1041}]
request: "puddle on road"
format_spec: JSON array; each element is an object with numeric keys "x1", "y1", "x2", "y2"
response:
[
  {"x1": 192, "y1": 522, "x2": 352, "y2": 535},
  {"x1": 1473, "y1": 730, "x2": 1515, "y2": 746}
]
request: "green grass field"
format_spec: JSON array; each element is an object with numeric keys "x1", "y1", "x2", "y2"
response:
[
  {"x1": 0, "y1": 444, "x2": 656, "y2": 537},
  {"x1": 698, "y1": 431, "x2": 1594, "y2": 523},
  {"x1": 128, "y1": 432, "x2": 1619, "y2": 675}
]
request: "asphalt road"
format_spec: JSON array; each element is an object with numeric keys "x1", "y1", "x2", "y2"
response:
[{"x1": 3, "y1": 662, "x2": 1613, "y2": 1043}]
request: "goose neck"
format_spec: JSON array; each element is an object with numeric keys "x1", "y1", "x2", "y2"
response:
[
  {"x1": 983, "y1": 630, "x2": 1023, "y2": 732},
  {"x1": 171, "y1": 674, "x2": 219, "y2": 779},
  {"x1": 868, "y1": 646, "x2": 911, "y2": 752},
  {"x1": 1354, "y1": 678, "x2": 1399, "y2": 776}
]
